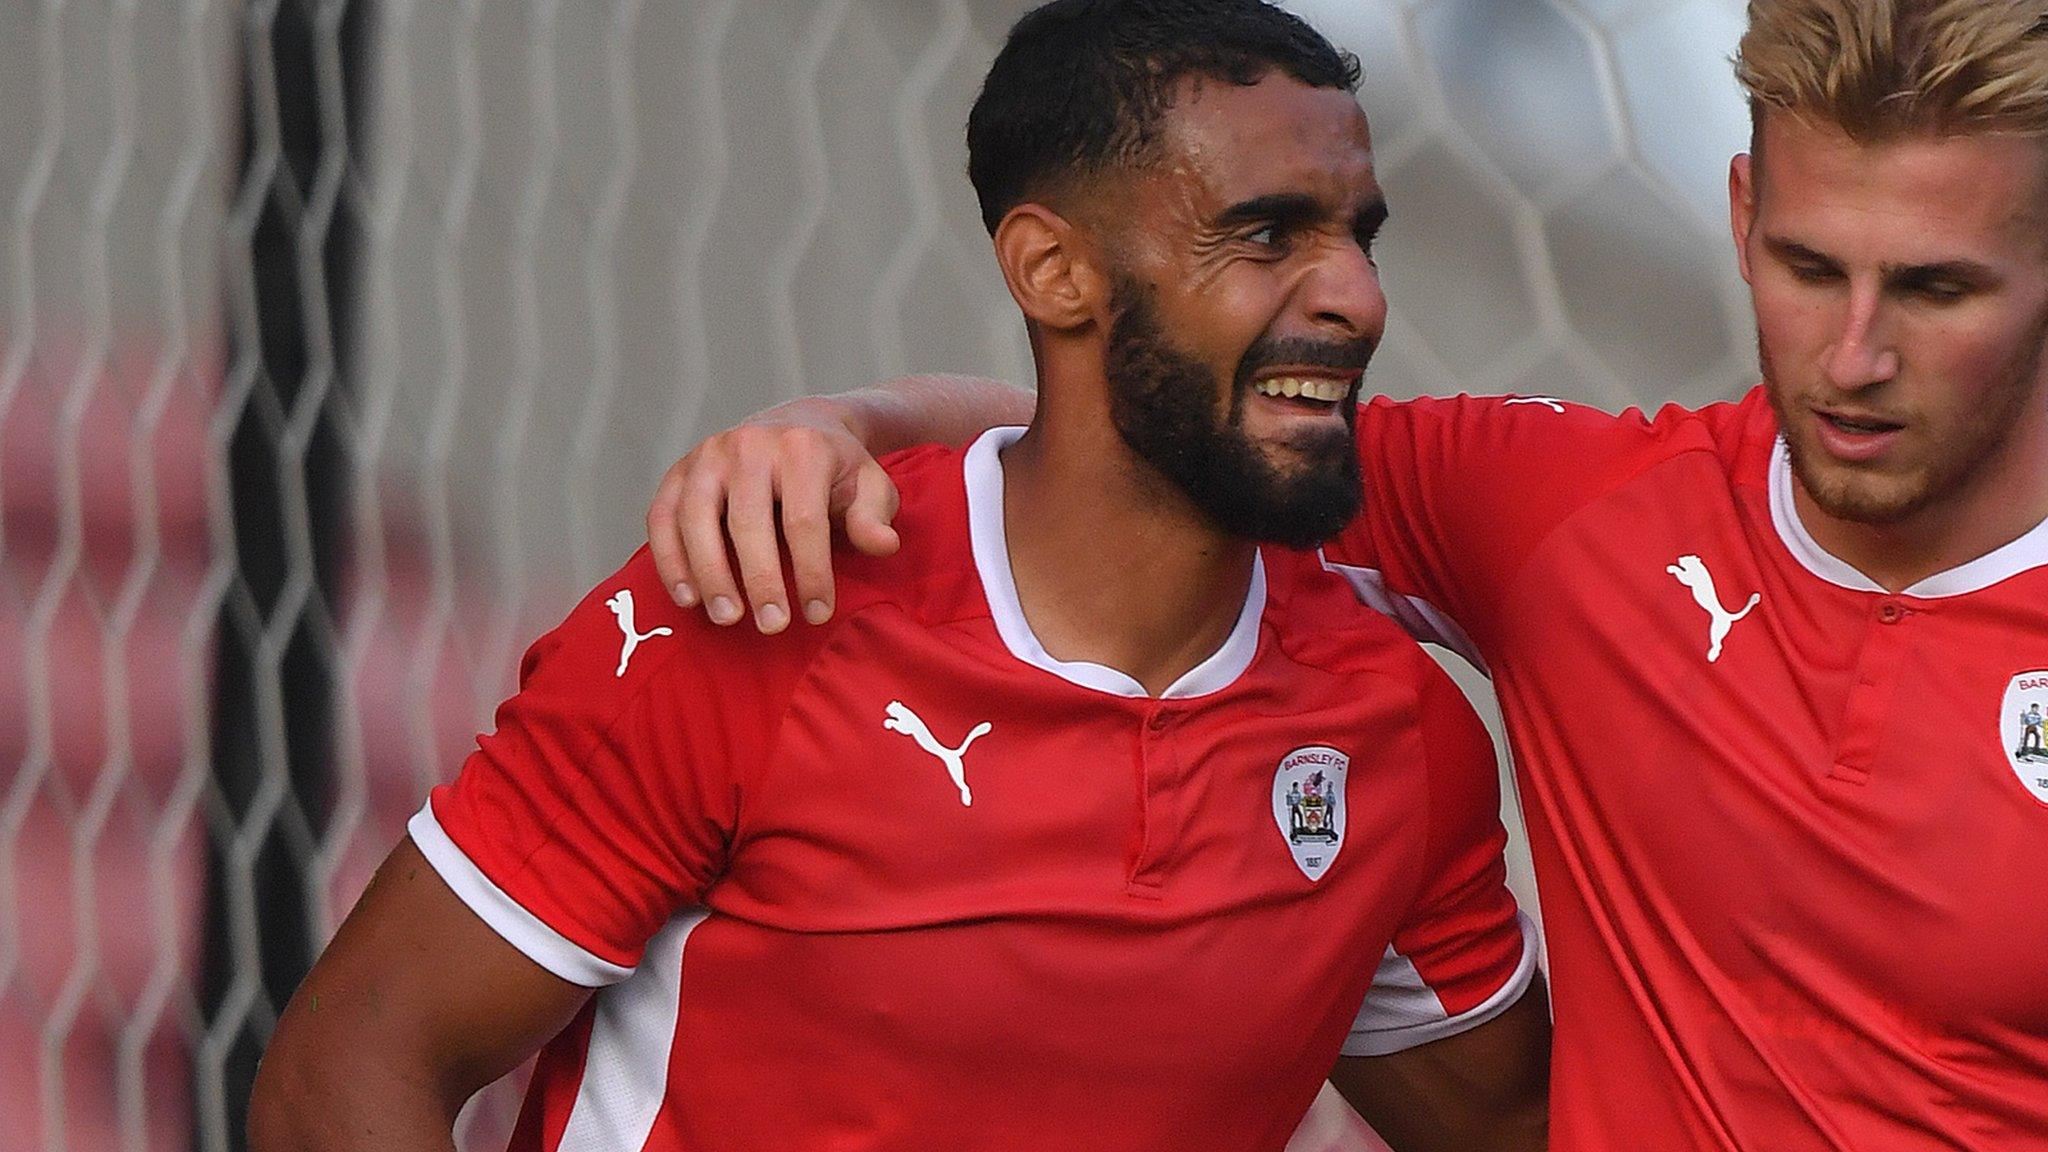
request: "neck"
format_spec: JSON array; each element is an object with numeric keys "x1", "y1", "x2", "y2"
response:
[
  {"x1": 999, "y1": 412, "x2": 1258, "y2": 699},
  {"x1": 1791, "y1": 436, "x2": 2048, "y2": 592}
]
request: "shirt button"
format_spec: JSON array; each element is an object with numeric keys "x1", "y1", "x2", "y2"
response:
[
  {"x1": 1877, "y1": 600, "x2": 1906, "y2": 624},
  {"x1": 1147, "y1": 710, "x2": 1172, "y2": 731}
]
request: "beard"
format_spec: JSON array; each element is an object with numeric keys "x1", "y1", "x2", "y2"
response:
[
  {"x1": 1102, "y1": 279, "x2": 1368, "y2": 549},
  {"x1": 1762, "y1": 332, "x2": 2048, "y2": 526}
]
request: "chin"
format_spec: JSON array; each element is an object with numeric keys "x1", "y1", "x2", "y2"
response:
[
  {"x1": 1261, "y1": 420, "x2": 1351, "y2": 462},
  {"x1": 1793, "y1": 455, "x2": 1930, "y2": 526}
]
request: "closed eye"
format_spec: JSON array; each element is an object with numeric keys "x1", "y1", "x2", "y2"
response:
[{"x1": 1892, "y1": 270, "x2": 1975, "y2": 302}]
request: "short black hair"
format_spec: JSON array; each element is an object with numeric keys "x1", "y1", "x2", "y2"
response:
[{"x1": 966, "y1": 0, "x2": 1362, "y2": 234}]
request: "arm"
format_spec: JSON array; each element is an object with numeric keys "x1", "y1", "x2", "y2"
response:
[
  {"x1": 1330, "y1": 650, "x2": 1546, "y2": 1149},
  {"x1": 646, "y1": 374, "x2": 1033, "y2": 633},
  {"x1": 1331, "y1": 975, "x2": 1550, "y2": 1152},
  {"x1": 248, "y1": 837, "x2": 591, "y2": 1152},
  {"x1": 251, "y1": 554, "x2": 743, "y2": 1150}
]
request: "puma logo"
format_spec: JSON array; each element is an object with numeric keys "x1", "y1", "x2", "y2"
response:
[
  {"x1": 1665, "y1": 555, "x2": 1760, "y2": 663},
  {"x1": 883, "y1": 700, "x2": 991, "y2": 807},
  {"x1": 607, "y1": 588, "x2": 673, "y2": 677},
  {"x1": 1504, "y1": 395, "x2": 1566, "y2": 414}
]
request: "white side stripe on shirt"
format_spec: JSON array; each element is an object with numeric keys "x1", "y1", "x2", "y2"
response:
[
  {"x1": 557, "y1": 910, "x2": 709, "y2": 1152},
  {"x1": 1316, "y1": 554, "x2": 1489, "y2": 675}
]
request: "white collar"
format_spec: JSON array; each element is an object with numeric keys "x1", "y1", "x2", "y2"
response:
[
  {"x1": 1768, "y1": 437, "x2": 2048, "y2": 597},
  {"x1": 963, "y1": 426, "x2": 1266, "y2": 699}
]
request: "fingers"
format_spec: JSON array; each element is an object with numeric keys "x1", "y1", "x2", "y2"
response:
[
  {"x1": 647, "y1": 461, "x2": 698, "y2": 608},
  {"x1": 780, "y1": 448, "x2": 839, "y2": 625},
  {"x1": 841, "y1": 461, "x2": 902, "y2": 558},
  {"x1": 677, "y1": 459, "x2": 748, "y2": 626},
  {"x1": 724, "y1": 451, "x2": 791, "y2": 634},
  {"x1": 650, "y1": 417, "x2": 878, "y2": 632}
]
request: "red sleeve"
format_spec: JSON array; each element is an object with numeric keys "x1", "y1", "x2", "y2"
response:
[
  {"x1": 408, "y1": 549, "x2": 757, "y2": 986},
  {"x1": 1343, "y1": 654, "x2": 1533, "y2": 1056},
  {"x1": 1322, "y1": 394, "x2": 1687, "y2": 666}
]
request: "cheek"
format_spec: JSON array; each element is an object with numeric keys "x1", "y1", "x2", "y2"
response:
[
  {"x1": 1202, "y1": 272, "x2": 1286, "y2": 324},
  {"x1": 1910, "y1": 315, "x2": 2048, "y2": 412},
  {"x1": 1751, "y1": 281, "x2": 1830, "y2": 358},
  {"x1": 1195, "y1": 277, "x2": 1290, "y2": 364}
]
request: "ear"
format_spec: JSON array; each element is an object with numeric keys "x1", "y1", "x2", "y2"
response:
[
  {"x1": 991, "y1": 203, "x2": 1107, "y2": 332},
  {"x1": 1729, "y1": 152, "x2": 1758, "y2": 286}
]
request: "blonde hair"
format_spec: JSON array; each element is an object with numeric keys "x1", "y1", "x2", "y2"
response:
[{"x1": 1735, "y1": 0, "x2": 2048, "y2": 141}]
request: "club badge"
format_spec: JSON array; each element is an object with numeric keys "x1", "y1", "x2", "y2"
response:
[
  {"x1": 2001, "y1": 670, "x2": 2048, "y2": 804},
  {"x1": 1271, "y1": 745, "x2": 1349, "y2": 881}
]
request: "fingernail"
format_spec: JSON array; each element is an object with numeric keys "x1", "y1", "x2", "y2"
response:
[
  {"x1": 708, "y1": 596, "x2": 740, "y2": 625},
  {"x1": 803, "y1": 599, "x2": 831, "y2": 624},
  {"x1": 757, "y1": 603, "x2": 789, "y2": 634},
  {"x1": 673, "y1": 581, "x2": 698, "y2": 607}
]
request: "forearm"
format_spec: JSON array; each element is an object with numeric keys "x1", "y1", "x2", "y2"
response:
[
  {"x1": 248, "y1": 1048, "x2": 461, "y2": 1152},
  {"x1": 826, "y1": 374, "x2": 1035, "y2": 453}
]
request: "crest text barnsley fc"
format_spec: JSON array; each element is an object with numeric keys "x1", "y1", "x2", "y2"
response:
[{"x1": 1271, "y1": 745, "x2": 1350, "y2": 881}]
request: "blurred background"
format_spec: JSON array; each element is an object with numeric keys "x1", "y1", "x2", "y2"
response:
[{"x1": 0, "y1": 0, "x2": 1754, "y2": 1148}]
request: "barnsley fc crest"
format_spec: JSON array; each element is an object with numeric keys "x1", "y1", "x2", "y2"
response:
[
  {"x1": 1271, "y1": 745, "x2": 1350, "y2": 881},
  {"x1": 2001, "y1": 670, "x2": 2048, "y2": 803}
]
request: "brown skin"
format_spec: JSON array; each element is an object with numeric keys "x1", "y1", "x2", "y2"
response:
[
  {"x1": 990, "y1": 73, "x2": 1386, "y2": 690},
  {"x1": 1733, "y1": 114, "x2": 2048, "y2": 590},
  {"x1": 1333, "y1": 976, "x2": 1551, "y2": 1152},
  {"x1": 247, "y1": 838, "x2": 590, "y2": 1152}
]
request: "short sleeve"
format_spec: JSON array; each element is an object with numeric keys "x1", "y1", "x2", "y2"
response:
[
  {"x1": 410, "y1": 549, "x2": 747, "y2": 987},
  {"x1": 1323, "y1": 394, "x2": 1679, "y2": 668},
  {"x1": 1343, "y1": 657, "x2": 1535, "y2": 1056}
]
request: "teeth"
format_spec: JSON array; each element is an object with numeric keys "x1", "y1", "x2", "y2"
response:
[{"x1": 1254, "y1": 376, "x2": 1349, "y2": 403}]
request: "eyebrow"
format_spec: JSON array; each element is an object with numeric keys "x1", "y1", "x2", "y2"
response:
[
  {"x1": 1213, "y1": 192, "x2": 1323, "y2": 230},
  {"x1": 1354, "y1": 198, "x2": 1390, "y2": 239},
  {"x1": 1213, "y1": 192, "x2": 1390, "y2": 237},
  {"x1": 1763, "y1": 236, "x2": 1998, "y2": 283}
]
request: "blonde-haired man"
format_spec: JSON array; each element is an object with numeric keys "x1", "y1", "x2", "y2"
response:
[{"x1": 648, "y1": 1, "x2": 2048, "y2": 1148}]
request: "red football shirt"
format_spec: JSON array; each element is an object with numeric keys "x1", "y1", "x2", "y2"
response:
[
  {"x1": 415, "y1": 428, "x2": 1533, "y2": 1152},
  {"x1": 1325, "y1": 386, "x2": 2048, "y2": 1150}
]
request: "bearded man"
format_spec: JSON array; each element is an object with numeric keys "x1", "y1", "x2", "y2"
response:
[{"x1": 247, "y1": 4, "x2": 1548, "y2": 1150}]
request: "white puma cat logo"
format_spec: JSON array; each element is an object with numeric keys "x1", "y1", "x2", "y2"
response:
[
  {"x1": 1665, "y1": 555, "x2": 1760, "y2": 663},
  {"x1": 1504, "y1": 395, "x2": 1566, "y2": 414},
  {"x1": 883, "y1": 700, "x2": 991, "y2": 807},
  {"x1": 607, "y1": 588, "x2": 673, "y2": 677}
]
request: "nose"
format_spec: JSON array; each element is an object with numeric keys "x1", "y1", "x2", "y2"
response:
[
  {"x1": 1300, "y1": 238, "x2": 1388, "y2": 342},
  {"x1": 1823, "y1": 281, "x2": 1901, "y2": 390}
]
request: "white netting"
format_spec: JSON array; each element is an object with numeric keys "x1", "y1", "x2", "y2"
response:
[{"x1": 0, "y1": 2, "x2": 1750, "y2": 1149}]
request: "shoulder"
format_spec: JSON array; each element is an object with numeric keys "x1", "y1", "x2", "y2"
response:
[
  {"x1": 1260, "y1": 546, "x2": 1447, "y2": 680},
  {"x1": 516, "y1": 548, "x2": 843, "y2": 730},
  {"x1": 1360, "y1": 390, "x2": 1739, "y2": 464},
  {"x1": 830, "y1": 442, "x2": 987, "y2": 627},
  {"x1": 1263, "y1": 547, "x2": 1496, "y2": 771}
]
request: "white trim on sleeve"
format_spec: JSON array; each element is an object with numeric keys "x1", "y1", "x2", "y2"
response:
[
  {"x1": 1316, "y1": 553, "x2": 1488, "y2": 675},
  {"x1": 1342, "y1": 911, "x2": 1538, "y2": 1057},
  {"x1": 408, "y1": 800, "x2": 637, "y2": 987}
]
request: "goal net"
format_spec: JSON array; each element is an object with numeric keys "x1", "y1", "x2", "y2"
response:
[{"x1": 0, "y1": 1, "x2": 1751, "y2": 1148}]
